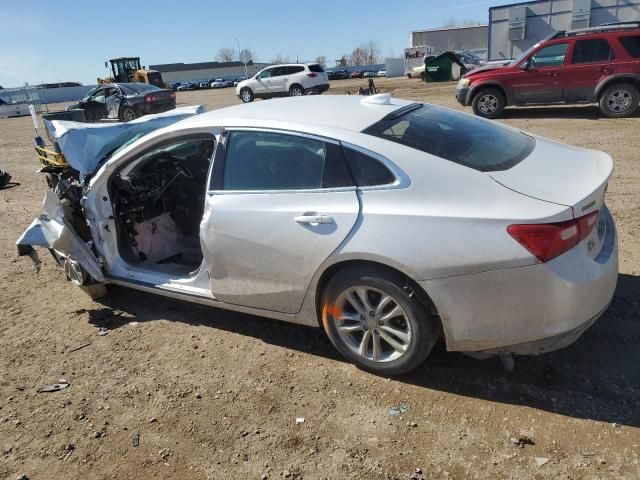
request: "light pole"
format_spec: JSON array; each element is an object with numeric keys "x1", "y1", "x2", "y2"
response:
[{"x1": 234, "y1": 37, "x2": 248, "y2": 78}]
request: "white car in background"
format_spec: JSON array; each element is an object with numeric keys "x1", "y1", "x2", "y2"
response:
[
  {"x1": 377, "y1": 70, "x2": 386, "y2": 77},
  {"x1": 18, "y1": 94, "x2": 617, "y2": 375},
  {"x1": 210, "y1": 79, "x2": 227, "y2": 89},
  {"x1": 236, "y1": 63, "x2": 329, "y2": 102}
]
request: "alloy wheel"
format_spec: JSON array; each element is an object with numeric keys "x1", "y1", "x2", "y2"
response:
[
  {"x1": 477, "y1": 94, "x2": 498, "y2": 115},
  {"x1": 607, "y1": 89, "x2": 632, "y2": 113},
  {"x1": 332, "y1": 286, "x2": 412, "y2": 363},
  {"x1": 122, "y1": 109, "x2": 136, "y2": 121},
  {"x1": 290, "y1": 86, "x2": 304, "y2": 96},
  {"x1": 241, "y1": 90, "x2": 252, "y2": 102}
]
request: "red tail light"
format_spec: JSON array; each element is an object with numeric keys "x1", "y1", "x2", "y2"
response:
[
  {"x1": 306, "y1": 72, "x2": 317, "y2": 78},
  {"x1": 170, "y1": 92, "x2": 176, "y2": 98},
  {"x1": 507, "y1": 211, "x2": 599, "y2": 262},
  {"x1": 144, "y1": 94, "x2": 157, "y2": 103}
]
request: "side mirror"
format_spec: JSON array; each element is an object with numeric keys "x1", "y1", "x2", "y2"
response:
[{"x1": 521, "y1": 58, "x2": 534, "y2": 70}]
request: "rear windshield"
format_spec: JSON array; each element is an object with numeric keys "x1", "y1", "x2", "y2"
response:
[
  {"x1": 308, "y1": 64, "x2": 324, "y2": 73},
  {"x1": 121, "y1": 83, "x2": 162, "y2": 94},
  {"x1": 362, "y1": 104, "x2": 535, "y2": 172}
]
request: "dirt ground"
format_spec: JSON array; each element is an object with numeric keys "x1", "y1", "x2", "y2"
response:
[{"x1": 1, "y1": 78, "x2": 639, "y2": 480}]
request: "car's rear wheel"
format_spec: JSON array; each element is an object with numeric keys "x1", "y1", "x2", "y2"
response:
[
  {"x1": 120, "y1": 106, "x2": 138, "y2": 122},
  {"x1": 289, "y1": 84, "x2": 304, "y2": 97},
  {"x1": 240, "y1": 87, "x2": 254, "y2": 103},
  {"x1": 599, "y1": 83, "x2": 639, "y2": 118},
  {"x1": 321, "y1": 268, "x2": 439, "y2": 376},
  {"x1": 472, "y1": 88, "x2": 506, "y2": 119}
]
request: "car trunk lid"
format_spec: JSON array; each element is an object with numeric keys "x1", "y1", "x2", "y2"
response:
[{"x1": 489, "y1": 136, "x2": 613, "y2": 218}]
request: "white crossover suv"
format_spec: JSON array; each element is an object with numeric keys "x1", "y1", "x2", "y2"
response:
[{"x1": 236, "y1": 63, "x2": 330, "y2": 102}]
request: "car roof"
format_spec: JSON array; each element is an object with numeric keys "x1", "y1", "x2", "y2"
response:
[{"x1": 176, "y1": 95, "x2": 415, "y2": 133}]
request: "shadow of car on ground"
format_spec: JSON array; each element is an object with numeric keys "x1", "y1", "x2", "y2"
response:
[{"x1": 87, "y1": 273, "x2": 640, "y2": 428}]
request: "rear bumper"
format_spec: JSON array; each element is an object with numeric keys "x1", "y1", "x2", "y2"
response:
[
  {"x1": 456, "y1": 86, "x2": 470, "y2": 106},
  {"x1": 139, "y1": 101, "x2": 176, "y2": 115},
  {"x1": 420, "y1": 207, "x2": 618, "y2": 354},
  {"x1": 312, "y1": 83, "x2": 330, "y2": 93}
]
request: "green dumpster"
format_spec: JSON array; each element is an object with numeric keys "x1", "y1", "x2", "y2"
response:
[{"x1": 422, "y1": 52, "x2": 468, "y2": 82}]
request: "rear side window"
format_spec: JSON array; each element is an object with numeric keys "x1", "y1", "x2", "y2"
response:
[
  {"x1": 308, "y1": 64, "x2": 324, "y2": 73},
  {"x1": 287, "y1": 66, "x2": 305, "y2": 74},
  {"x1": 619, "y1": 36, "x2": 640, "y2": 58},
  {"x1": 571, "y1": 39, "x2": 615, "y2": 64},
  {"x1": 221, "y1": 131, "x2": 351, "y2": 190},
  {"x1": 363, "y1": 104, "x2": 535, "y2": 172},
  {"x1": 271, "y1": 67, "x2": 288, "y2": 77},
  {"x1": 343, "y1": 147, "x2": 396, "y2": 186}
]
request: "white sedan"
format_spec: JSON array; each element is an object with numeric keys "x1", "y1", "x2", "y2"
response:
[{"x1": 18, "y1": 95, "x2": 618, "y2": 375}]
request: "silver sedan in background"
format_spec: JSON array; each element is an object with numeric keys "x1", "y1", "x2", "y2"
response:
[{"x1": 18, "y1": 94, "x2": 618, "y2": 375}]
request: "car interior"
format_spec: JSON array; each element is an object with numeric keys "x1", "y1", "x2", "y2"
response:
[{"x1": 109, "y1": 137, "x2": 215, "y2": 275}]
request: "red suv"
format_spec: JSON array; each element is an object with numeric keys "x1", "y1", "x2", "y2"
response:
[{"x1": 456, "y1": 23, "x2": 640, "y2": 118}]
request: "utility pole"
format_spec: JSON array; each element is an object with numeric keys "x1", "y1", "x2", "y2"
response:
[{"x1": 235, "y1": 38, "x2": 248, "y2": 77}]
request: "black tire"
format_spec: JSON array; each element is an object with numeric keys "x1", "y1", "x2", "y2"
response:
[
  {"x1": 321, "y1": 267, "x2": 440, "y2": 376},
  {"x1": 471, "y1": 87, "x2": 506, "y2": 119},
  {"x1": 120, "y1": 106, "x2": 138, "y2": 122},
  {"x1": 598, "y1": 83, "x2": 639, "y2": 118},
  {"x1": 289, "y1": 84, "x2": 304, "y2": 97},
  {"x1": 240, "y1": 87, "x2": 254, "y2": 103}
]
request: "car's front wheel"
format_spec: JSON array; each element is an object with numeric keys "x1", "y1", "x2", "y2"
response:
[
  {"x1": 120, "y1": 106, "x2": 138, "y2": 122},
  {"x1": 240, "y1": 87, "x2": 254, "y2": 103},
  {"x1": 599, "y1": 83, "x2": 639, "y2": 118},
  {"x1": 471, "y1": 88, "x2": 506, "y2": 119},
  {"x1": 321, "y1": 268, "x2": 439, "y2": 376},
  {"x1": 289, "y1": 84, "x2": 304, "y2": 97}
]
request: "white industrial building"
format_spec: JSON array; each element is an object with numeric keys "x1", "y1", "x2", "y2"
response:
[
  {"x1": 149, "y1": 60, "x2": 269, "y2": 84},
  {"x1": 409, "y1": 25, "x2": 489, "y2": 57},
  {"x1": 489, "y1": 0, "x2": 640, "y2": 60}
]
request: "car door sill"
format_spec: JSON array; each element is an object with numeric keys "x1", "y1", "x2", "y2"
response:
[{"x1": 104, "y1": 275, "x2": 310, "y2": 325}]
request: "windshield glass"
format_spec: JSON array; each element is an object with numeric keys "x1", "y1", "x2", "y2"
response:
[
  {"x1": 120, "y1": 83, "x2": 162, "y2": 94},
  {"x1": 507, "y1": 33, "x2": 556, "y2": 66},
  {"x1": 363, "y1": 104, "x2": 535, "y2": 172}
]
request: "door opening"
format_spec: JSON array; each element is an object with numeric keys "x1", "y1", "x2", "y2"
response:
[{"x1": 110, "y1": 137, "x2": 215, "y2": 276}]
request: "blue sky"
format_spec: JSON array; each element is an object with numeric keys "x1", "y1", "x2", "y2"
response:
[{"x1": 0, "y1": 0, "x2": 508, "y2": 87}]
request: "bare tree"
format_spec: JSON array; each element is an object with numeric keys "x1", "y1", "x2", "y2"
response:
[
  {"x1": 271, "y1": 53, "x2": 291, "y2": 64},
  {"x1": 336, "y1": 55, "x2": 349, "y2": 67},
  {"x1": 365, "y1": 41, "x2": 381, "y2": 65},
  {"x1": 315, "y1": 55, "x2": 327, "y2": 68},
  {"x1": 240, "y1": 48, "x2": 257, "y2": 63},
  {"x1": 216, "y1": 47, "x2": 237, "y2": 63},
  {"x1": 350, "y1": 46, "x2": 368, "y2": 66}
]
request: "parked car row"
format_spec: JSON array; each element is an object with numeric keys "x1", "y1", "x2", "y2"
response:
[
  {"x1": 175, "y1": 77, "x2": 248, "y2": 92},
  {"x1": 327, "y1": 69, "x2": 386, "y2": 80}
]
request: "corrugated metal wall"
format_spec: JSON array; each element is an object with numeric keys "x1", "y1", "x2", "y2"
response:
[
  {"x1": 411, "y1": 26, "x2": 489, "y2": 52},
  {"x1": 489, "y1": 0, "x2": 640, "y2": 60},
  {"x1": 159, "y1": 65, "x2": 268, "y2": 84}
]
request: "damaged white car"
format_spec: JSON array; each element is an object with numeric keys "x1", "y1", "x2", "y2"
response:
[{"x1": 18, "y1": 95, "x2": 618, "y2": 375}]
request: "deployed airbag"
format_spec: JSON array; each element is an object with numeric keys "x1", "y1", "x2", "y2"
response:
[{"x1": 44, "y1": 105, "x2": 206, "y2": 180}]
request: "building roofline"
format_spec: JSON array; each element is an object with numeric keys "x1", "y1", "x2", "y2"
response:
[
  {"x1": 489, "y1": 0, "x2": 565, "y2": 11},
  {"x1": 150, "y1": 60, "x2": 267, "y2": 73},
  {"x1": 411, "y1": 24, "x2": 488, "y2": 35}
]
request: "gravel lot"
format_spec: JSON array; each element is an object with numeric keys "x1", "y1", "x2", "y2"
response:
[{"x1": 1, "y1": 77, "x2": 639, "y2": 480}]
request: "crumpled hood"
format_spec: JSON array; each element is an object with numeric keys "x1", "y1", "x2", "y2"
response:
[
  {"x1": 45, "y1": 105, "x2": 205, "y2": 180},
  {"x1": 464, "y1": 63, "x2": 509, "y2": 77}
]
